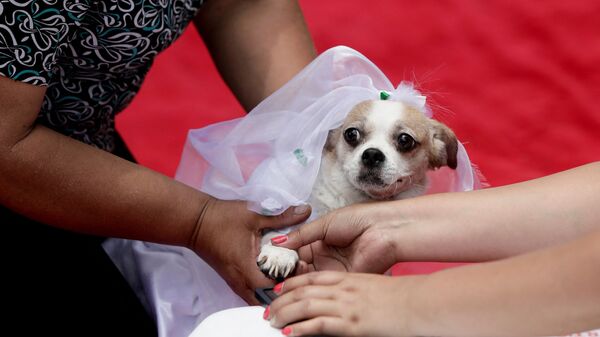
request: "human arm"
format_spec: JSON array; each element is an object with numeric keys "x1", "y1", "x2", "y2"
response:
[
  {"x1": 0, "y1": 78, "x2": 205, "y2": 245},
  {"x1": 0, "y1": 76, "x2": 310, "y2": 303},
  {"x1": 268, "y1": 230, "x2": 600, "y2": 336},
  {"x1": 275, "y1": 161, "x2": 600, "y2": 272},
  {"x1": 195, "y1": 0, "x2": 316, "y2": 111}
]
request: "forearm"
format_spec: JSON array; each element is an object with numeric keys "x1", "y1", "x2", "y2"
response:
[
  {"x1": 0, "y1": 124, "x2": 209, "y2": 247},
  {"x1": 195, "y1": 0, "x2": 316, "y2": 111},
  {"x1": 388, "y1": 162, "x2": 600, "y2": 262},
  {"x1": 407, "y1": 230, "x2": 600, "y2": 336}
]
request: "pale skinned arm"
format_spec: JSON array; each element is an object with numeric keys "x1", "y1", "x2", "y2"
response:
[
  {"x1": 406, "y1": 229, "x2": 600, "y2": 336},
  {"x1": 195, "y1": 0, "x2": 316, "y2": 111},
  {"x1": 276, "y1": 162, "x2": 600, "y2": 273},
  {"x1": 268, "y1": 231, "x2": 600, "y2": 336},
  {"x1": 391, "y1": 161, "x2": 600, "y2": 263}
]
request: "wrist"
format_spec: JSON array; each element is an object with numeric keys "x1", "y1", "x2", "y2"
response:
[
  {"x1": 388, "y1": 194, "x2": 454, "y2": 263},
  {"x1": 378, "y1": 198, "x2": 426, "y2": 263},
  {"x1": 388, "y1": 274, "x2": 430, "y2": 337},
  {"x1": 187, "y1": 195, "x2": 217, "y2": 255}
]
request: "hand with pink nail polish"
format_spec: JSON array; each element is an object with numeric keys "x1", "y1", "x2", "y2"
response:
[
  {"x1": 272, "y1": 202, "x2": 401, "y2": 275},
  {"x1": 266, "y1": 271, "x2": 423, "y2": 337}
]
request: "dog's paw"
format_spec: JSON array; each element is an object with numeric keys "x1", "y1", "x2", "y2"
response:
[{"x1": 257, "y1": 245, "x2": 299, "y2": 280}]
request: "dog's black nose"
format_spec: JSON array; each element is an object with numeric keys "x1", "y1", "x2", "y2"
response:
[{"x1": 361, "y1": 148, "x2": 385, "y2": 168}]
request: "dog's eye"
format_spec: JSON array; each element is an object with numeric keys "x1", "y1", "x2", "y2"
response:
[
  {"x1": 397, "y1": 133, "x2": 416, "y2": 151},
  {"x1": 343, "y1": 128, "x2": 361, "y2": 145}
]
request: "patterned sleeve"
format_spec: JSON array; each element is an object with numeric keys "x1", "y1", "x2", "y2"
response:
[{"x1": 0, "y1": 1, "x2": 83, "y2": 86}]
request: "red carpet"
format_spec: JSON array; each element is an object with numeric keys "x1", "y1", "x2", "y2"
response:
[{"x1": 116, "y1": 1, "x2": 600, "y2": 275}]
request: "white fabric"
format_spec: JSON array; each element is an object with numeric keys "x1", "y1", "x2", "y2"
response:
[
  {"x1": 188, "y1": 306, "x2": 282, "y2": 337},
  {"x1": 104, "y1": 46, "x2": 483, "y2": 337}
]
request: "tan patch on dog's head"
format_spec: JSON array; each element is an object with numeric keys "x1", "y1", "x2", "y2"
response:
[
  {"x1": 324, "y1": 100, "x2": 374, "y2": 154},
  {"x1": 392, "y1": 106, "x2": 431, "y2": 145},
  {"x1": 427, "y1": 119, "x2": 458, "y2": 169},
  {"x1": 396, "y1": 106, "x2": 458, "y2": 170},
  {"x1": 344, "y1": 100, "x2": 374, "y2": 126}
]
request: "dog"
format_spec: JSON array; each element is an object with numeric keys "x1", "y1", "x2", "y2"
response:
[{"x1": 257, "y1": 99, "x2": 458, "y2": 279}]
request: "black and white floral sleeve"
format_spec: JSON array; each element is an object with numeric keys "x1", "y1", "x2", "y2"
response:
[{"x1": 0, "y1": 1, "x2": 88, "y2": 86}]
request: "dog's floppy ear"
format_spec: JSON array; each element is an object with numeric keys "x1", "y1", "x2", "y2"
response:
[
  {"x1": 428, "y1": 119, "x2": 458, "y2": 169},
  {"x1": 324, "y1": 127, "x2": 342, "y2": 153}
]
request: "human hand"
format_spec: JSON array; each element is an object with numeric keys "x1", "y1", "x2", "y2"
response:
[
  {"x1": 265, "y1": 271, "x2": 424, "y2": 337},
  {"x1": 190, "y1": 198, "x2": 311, "y2": 304},
  {"x1": 273, "y1": 202, "x2": 404, "y2": 275}
]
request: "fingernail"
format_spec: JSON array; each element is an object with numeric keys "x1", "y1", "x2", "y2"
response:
[
  {"x1": 271, "y1": 235, "x2": 288, "y2": 245},
  {"x1": 293, "y1": 204, "x2": 309, "y2": 215},
  {"x1": 263, "y1": 305, "x2": 270, "y2": 320},
  {"x1": 282, "y1": 326, "x2": 292, "y2": 336},
  {"x1": 273, "y1": 282, "x2": 284, "y2": 293}
]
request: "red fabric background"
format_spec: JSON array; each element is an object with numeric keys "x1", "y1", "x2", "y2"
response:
[{"x1": 116, "y1": 1, "x2": 600, "y2": 274}]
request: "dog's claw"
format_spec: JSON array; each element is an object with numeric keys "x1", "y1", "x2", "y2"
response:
[
  {"x1": 258, "y1": 245, "x2": 299, "y2": 280},
  {"x1": 257, "y1": 255, "x2": 268, "y2": 266},
  {"x1": 270, "y1": 264, "x2": 281, "y2": 279}
]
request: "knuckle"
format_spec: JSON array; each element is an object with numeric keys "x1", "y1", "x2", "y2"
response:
[
  {"x1": 314, "y1": 317, "x2": 327, "y2": 333},
  {"x1": 297, "y1": 226, "x2": 308, "y2": 246},
  {"x1": 322, "y1": 214, "x2": 334, "y2": 234},
  {"x1": 293, "y1": 287, "x2": 307, "y2": 300},
  {"x1": 321, "y1": 270, "x2": 341, "y2": 283},
  {"x1": 338, "y1": 289, "x2": 357, "y2": 304},
  {"x1": 274, "y1": 213, "x2": 287, "y2": 223},
  {"x1": 303, "y1": 299, "x2": 313, "y2": 315},
  {"x1": 307, "y1": 272, "x2": 319, "y2": 285},
  {"x1": 317, "y1": 270, "x2": 331, "y2": 280},
  {"x1": 329, "y1": 288, "x2": 340, "y2": 301},
  {"x1": 348, "y1": 311, "x2": 360, "y2": 324},
  {"x1": 342, "y1": 284, "x2": 357, "y2": 293}
]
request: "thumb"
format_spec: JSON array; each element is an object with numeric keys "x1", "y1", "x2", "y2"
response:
[
  {"x1": 257, "y1": 204, "x2": 311, "y2": 230},
  {"x1": 271, "y1": 216, "x2": 327, "y2": 250}
]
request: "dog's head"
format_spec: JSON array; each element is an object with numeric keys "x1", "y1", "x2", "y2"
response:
[{"x1": 325, "y1": 100, "x2": 458, "y2": 200}]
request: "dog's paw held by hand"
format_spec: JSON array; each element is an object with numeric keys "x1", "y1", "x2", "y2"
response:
[{"x1": 257, "y1": 244, "x2": 298, "y2": 280}]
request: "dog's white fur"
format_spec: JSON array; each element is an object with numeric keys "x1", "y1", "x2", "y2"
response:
[{"x1": 257, "y1": 100, "x2": 458, "y2": 279}]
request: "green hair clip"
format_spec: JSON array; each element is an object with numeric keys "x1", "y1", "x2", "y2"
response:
[{"x1": 379, "y1": 90, "x2": 391, "y2": 100}]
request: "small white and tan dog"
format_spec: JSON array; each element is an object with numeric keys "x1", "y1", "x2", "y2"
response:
[{"x1": 257, "y1": 99, "x2": 458, "y2": 279}]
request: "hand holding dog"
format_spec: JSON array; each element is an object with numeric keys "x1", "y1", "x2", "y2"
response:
[
  {"x1": 275, "y1": 201, "x2": 403, "y2": 275},
  {"x1": 190, "y1": 199, "x2": 311, "y2": 304}
]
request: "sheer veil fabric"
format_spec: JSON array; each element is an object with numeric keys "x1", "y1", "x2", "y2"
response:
[
  {"x1": 176, "y1": 46, "x2": 481, "y2": 215},
  {"x1": 104, "y1": 46, "x2": 482, "y2": 337}
]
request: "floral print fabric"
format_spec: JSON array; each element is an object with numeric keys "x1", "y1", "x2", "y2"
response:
[{"x1": 0, "y1": 0, "x2": 203, "y2": 151}]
